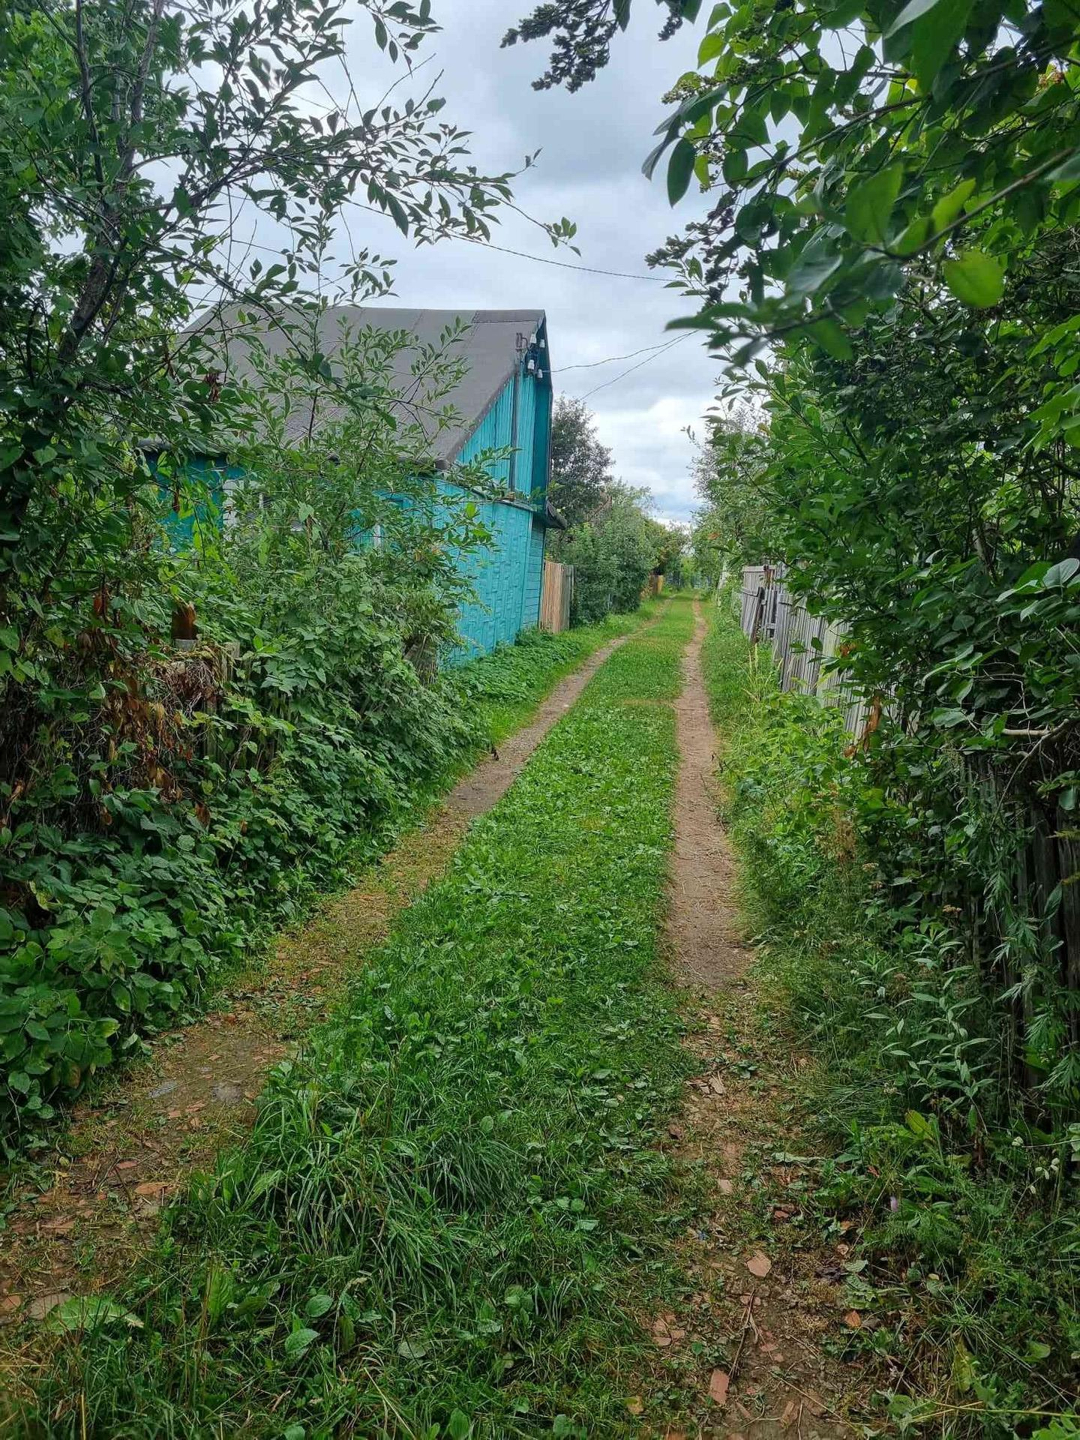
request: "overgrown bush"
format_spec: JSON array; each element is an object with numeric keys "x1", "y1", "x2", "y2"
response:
[
  {"x1": 704, "y1": 600, "x2": 1080, "y2": 1437},
  {"x1": 554, "y1": 484, "x2": 660, "y2": 624},
  {"x1": 0, "y1": 305, "x2": 577, "y2": 1153}
]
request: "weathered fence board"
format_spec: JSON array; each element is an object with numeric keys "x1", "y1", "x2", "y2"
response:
[
  {"x1": 539, "y1": 559, "x2": 573, "y2": 633},
  {"x1": 738, "y1": 565, "x2": 869, "y2": 738}
]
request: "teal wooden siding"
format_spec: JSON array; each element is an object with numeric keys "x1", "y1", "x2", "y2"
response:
[
  {"x1": 456, "y1": 378, "x2": 514, "y2": 488},
  {"x1": 154, "y1": 453, "x2": 242, "y2": 549},
  {"x1": 439, "y1": 479, "x2": 544, "y2": 660},
  {"x1": 457, "y1": 364, "x2": 550, "y2": 500},
  {"x1": 444, "y1": 331, "x2": 551, "y2": 657},
  {"x1": 523, "y1": 514, "x2": 545, "y2": 628}
]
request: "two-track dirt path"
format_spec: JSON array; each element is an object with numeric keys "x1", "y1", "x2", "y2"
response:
[
  {"x1": 652, "y1": 602, "x2": 862, "y2": 1439},
  {"x1": 0, "y1": 625, "x2": 644, "y2": 1352}
]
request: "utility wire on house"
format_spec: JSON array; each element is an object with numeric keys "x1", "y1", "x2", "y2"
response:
[
  {"x1": 574, "y1": 334, "x2": 692, "y2": 402},
  {"x1": 556, "y1": 339, "x2": 677, "y2": 371}
]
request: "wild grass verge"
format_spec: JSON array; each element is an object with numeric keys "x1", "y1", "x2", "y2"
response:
[
  {"x1": 700, "y1": 594, "x2": 1080, "y2": 1440},
  {"x1": 11, "y1": 599, "x2": 697, "y2": 1438}
]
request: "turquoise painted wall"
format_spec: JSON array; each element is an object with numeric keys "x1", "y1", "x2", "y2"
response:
[
  {"x1": 446, "y1": 334, "x2": 551, "y2": 659},
  {"x1": 154, "y1": 454, "x2": 243, "y2": 549},
  {"x1": 441, "y1": 480, "x2": 542, "y2": 660}
]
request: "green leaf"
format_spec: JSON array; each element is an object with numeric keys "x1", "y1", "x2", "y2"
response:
[
  {"x1": 911, "y1": 0, "x2": 972, "y2": 87},
  {"x1": 893, "y1": 215, "x2": 931, "y2": 256},
  {"x1": 930, "y1": 179, "x2": 976, "y2": 235},
  {"x1": 305, "y1": 1294, "x2": 333, "y2": 1318},
  {"x1": 1042, "y1": 558, "x2": 1079, "y2": 588},
  {"x1": 284, "y1": 1327, "x2": 319, "y2": 1359},
  {"x1": 845, "y1": 167, "x2": 903, "y2": 246},
  {"x1": 930, "y1": 708, "x2": 970, "y2": 728},
  {"x1": 397, "y1": 1338, "x2": 429, "y2": 1360},
  {"x1": 46, "y1": 1297, "x2": 143, "y2": 1333},
  {"x1": 667, "y1": 137, "x2": 697, "y2": 205},
  {"x1": 886, "y1": 0, "x2": 948, "y2": 37},
  {"x1": 808, "y1": 318, "x2": 853, "y2": 361},
  {"x1": 785, "y1": 234, "x2": 843, "y2": 296},
  {"x1": 942, "y1": 250, "x2": 1005, "y2": 308}
]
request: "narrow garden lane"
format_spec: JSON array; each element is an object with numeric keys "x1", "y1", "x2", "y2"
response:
[
  {"x1": 4, "y1": 599, "x2": 879, "y2": 1438},
  {"x1": 9, "y1": 601, "x2": 694, "y2": 1436},
  {"x1": 0, "y1": 621, "x2": 649, "y2": 1347},
  {"x1": 647, "y1": 602, "x2": 862, "y2": 1439}
]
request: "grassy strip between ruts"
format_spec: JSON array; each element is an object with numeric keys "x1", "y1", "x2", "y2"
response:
[{"x1": 12, "y1": 598, "x2": 697, "y2": 1439}]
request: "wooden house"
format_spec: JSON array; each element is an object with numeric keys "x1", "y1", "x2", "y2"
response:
[{"x1": 176, "y1": 306, "x2": 558, "y2": 659}]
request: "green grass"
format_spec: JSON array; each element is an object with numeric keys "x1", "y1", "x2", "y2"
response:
[
  {"x1": 457, "y1": 606, "x2": 654, "y2": 747},
  {"x1": 17, "y1": 599, "x2": 697, "y2": 1439}
]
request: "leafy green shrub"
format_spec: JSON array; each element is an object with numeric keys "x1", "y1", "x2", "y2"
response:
[{"x1": 552, "y1": 484, "x2": 661, "y2": 625}]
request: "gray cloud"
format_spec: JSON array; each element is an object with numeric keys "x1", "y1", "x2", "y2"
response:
[{"x1": 334, "y1": 1, "x2": 718, "y2": 522}]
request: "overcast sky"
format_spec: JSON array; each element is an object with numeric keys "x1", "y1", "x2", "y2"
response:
[{"x1": 337, "y1": 2, "x2": 718, "y2": 523}]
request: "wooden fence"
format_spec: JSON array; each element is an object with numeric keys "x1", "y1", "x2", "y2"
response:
[
  {"x1": 737, "y1": 564, "x2": 1080, "y2": 1091},
  {"x1": 540, "y1": 559, "x2": 573, "y2": 634},
  {"x1": 738, "y1": 565, "x2": 869, "y2": 738}
]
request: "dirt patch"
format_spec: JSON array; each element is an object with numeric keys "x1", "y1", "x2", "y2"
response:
[
  {"x1": 667, "y1": 604, "x2": 749, "y2": 990},
  {"x1": 0, "y1": 627, "x2": 636, "y2": 1358},
  {"x1": 648, "y1": 603, "x2": 863, "y2": 1439}
]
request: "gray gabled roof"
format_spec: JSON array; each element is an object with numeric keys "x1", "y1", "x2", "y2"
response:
[{"x1": 186, "y1": 305, "x2": 547, "y2": 461}]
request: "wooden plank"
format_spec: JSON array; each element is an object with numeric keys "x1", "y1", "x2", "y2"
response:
[{"x1": 540, "y1": 559, "x2": 572, "y2": 634}]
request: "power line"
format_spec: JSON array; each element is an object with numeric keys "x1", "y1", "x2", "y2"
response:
[
  {"x1": 574, "y1": 335, "x2": 692, "y2": 402},
  {"x1": 556, "y1": 339, "x2": 676, "y2": 371},
  {"x1": 456, "y1": 231, "x2": 663, "y2": 282},
  {"x1": 351, "y1": 201, "x2": 663, "y2": 282}
]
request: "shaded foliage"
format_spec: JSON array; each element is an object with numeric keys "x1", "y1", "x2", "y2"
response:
[{"x1": 548, "y1": 395, "x2": 613, "y2": 527}]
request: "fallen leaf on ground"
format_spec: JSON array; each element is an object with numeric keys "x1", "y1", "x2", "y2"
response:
[
  {"x1": 651, "y1": 1314, "x2": 686, "y2": 1347},
  {"x1": 843, "y1": 1309, "x2": 863, "y2": 1329},
  {"x1": 746, "y1": 1251, "x2": 772, "y2": 1278},
  {"x1": 0, "y1": 1295, "x2": 22, "y2": 1314},
  {"x1": 114, "y1": 1160, "x2": 138, "y2": 1172},
  {"x1": 26, "y1": 1291, "x2": 75, "y2": 1320},
  {"x1": 626, "y1": 1397, "x2": 644, "y2": 1415},
  {"x1": 133, "y1": 1181, "x2": 172, "y2": 1197},
  {"x1": 709, "y1": 1075, "x2": 726, "y2": 1095},
  {"x1": 718, "y1": 1178, "x2": 734, "y2": 1195},
  {"x1": 780, "y1": 1399, "x2": 800, "y2": 1426},
  {"x1": 708, "y1": 1369, "x2": 730, "y2": 1405}
]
